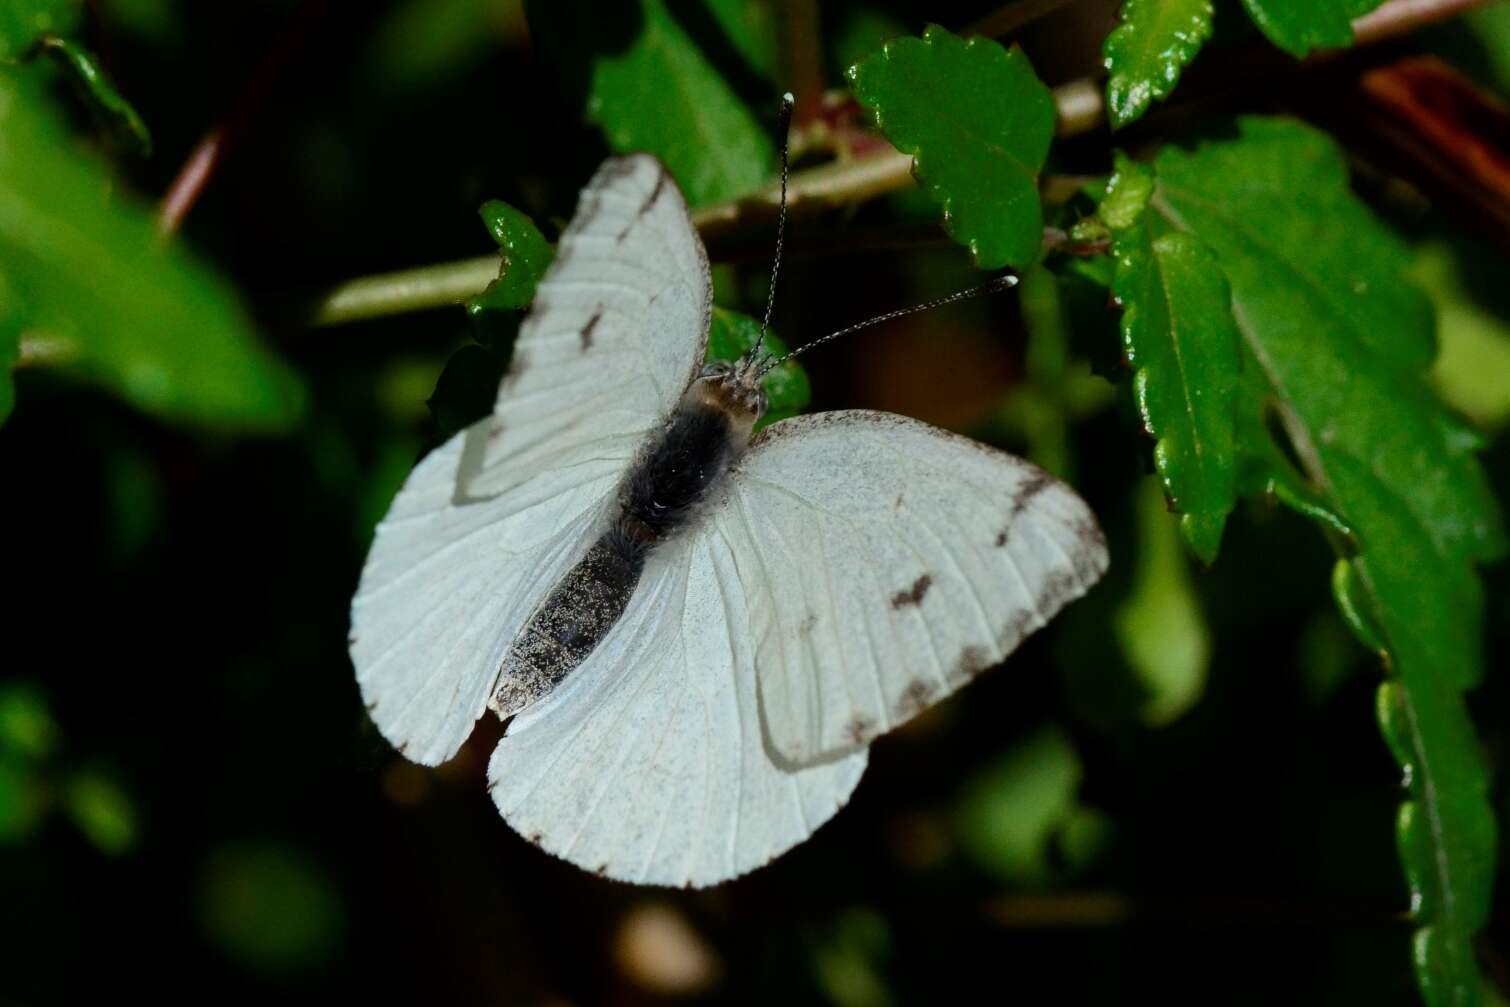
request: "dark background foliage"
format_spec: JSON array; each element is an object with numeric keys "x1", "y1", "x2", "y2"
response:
[{"x1": 2, "y1": 0, "x2": 1508, "y2": 1004}]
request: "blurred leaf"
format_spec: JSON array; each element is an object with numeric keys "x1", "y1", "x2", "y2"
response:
[
  {"x1": 357, "y1": 434, "x2": 423, "y2": 551},
  {"x1": 31, "y1": 36, "x2": 152, "y2": 155},
  {"x1": 1298, "y1": 610, "x2": 1366, "y2": 709},
  {"x1": 97, "y1": 0, "x2": 180, "y2": 45},
  {"x1": 1151, "y1": 116, "x2": 1504, "y2": 1007},
  {"x1": 0, "y1": 681, "x2": 59, "y2": 760},
  {"x1": 64, "y1": 772, "x2": 136, "y2": 855},
  {"x1": 1, "y1": 301, "x2": 16, "y2": 425},
  {"x1": 363, "y1": 0, "x2": 524, "y2": 92},
  {"x1": 831, "y1": 7, "x2": 906, "y2": 74},
  {"x1": 1238, "y1": 0, "x2": 1384, "y2": 57},
  {"x1": 527, "y1": 0, "x2": 775, "y2": 206},
  {"x1": 1103, "y1": 0, "x2": 1214, "y2": 129},
  {"x1": 200, "y1": 842, "x2": 346, "y2": 975},
  {"x1": 847, "y1": 25, "x2": 1054, "y2": 270},
  {"x1": 0, "y1": 71, "x2": 305, "y2": 430},
  {"x1": 1114, "y1": 478, "x2": 1211, "y2": 725},
  {"x1": 0, "y1": 756, "x2": 45, "y2": 843},
  {"x1": 706, "y1": 307, "x2": 808, "y2": 429},
  {"x1": 427, "y1": 343, "x2": 509, "y2": 439},
  {"x1": 1104, "y1": 153, "x2": 1239, "y2": 562},
  {"x1": 1460, "y1": 5, "x2": 1510, "y2": 96},
  {"x1": 105, "y1": 446, "x2": 162, "y2": 565},
  {"x1": 1412, "y1": 241, "x2": 1510, "y2": 431},
  {"x1": 467, "y1": 199, "x2": 553, "y2": 316},
  {"x1": 0, "y1": 0, "x2": 79, "y2": 59},
  {"x1": 812, "y1": 909, "x2": 892, "y2": 1007},
  {"x1": 956, "y1": 727, "x2": 1086, "y2": 885},
  {"x1": 703, "y1": 0, "x2": 776, "y2": 80}
]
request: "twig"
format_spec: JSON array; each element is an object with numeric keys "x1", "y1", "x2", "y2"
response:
[
  {"x1": 305, "y1": 256, "x2": 505, "y2": 328},
  {"x1": 777, "y1": 0, "x2": 824, "y2": 126},
  {"x1": 14, "y1": 335, "x2": 80, "y2": 369},
  {"x1": 157, "y1": 0, "x2": 329, "y2": 237},
  {"x1": 299, "y1": 0, "x2": 1487, "y2": 327},
  {"x1": 1351, "y1": 0, "x2": 1489, "y2": 44},
  {"x1": 988, "y1": 892, "x2": 1406, "y2": 929},
  {"x1": 968, "y1": 0, "x2": 1085, "y2": 39}
]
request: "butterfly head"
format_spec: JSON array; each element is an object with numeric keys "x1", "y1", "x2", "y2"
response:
[{"x1": 691, "y1": 358, "x2": 768, "y2": 437}]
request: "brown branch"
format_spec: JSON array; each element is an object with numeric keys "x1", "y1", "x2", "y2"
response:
[
  {"x1": 988, "y1": 892, "x2": 1406, "y2": 929},
  {"x1": 1351, "y1": 0, "x2": 1490, "y2": 45},
  {"x1": 297, "y1": 0, "x2": 1489, "y2": 327},
  {"x1": 777, "y1": 0, "x2": 824, "y2": 126},
  {"x1": 156, "y1": 0, "x2": 329, "y2": 237}
]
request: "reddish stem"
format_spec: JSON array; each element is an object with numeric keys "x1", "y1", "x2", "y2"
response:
[{"x1": 156, "y1": 0, "x2": 329, "y2": 237}]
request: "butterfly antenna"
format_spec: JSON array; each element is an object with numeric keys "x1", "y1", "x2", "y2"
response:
[
  {"x1": 758, "y1": 273, "x2": 1020, "y2": 377},
  {"x1": 745, "y1": 91, "x2": 795, "y2": 375}
]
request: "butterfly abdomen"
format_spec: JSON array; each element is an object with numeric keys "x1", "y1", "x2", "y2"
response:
[
  {"x1": 492, "y1": 533, "x2": 645, "y2": 717},
  {"x1": 493, "y1": 387, "x2": 747, "y2": 718}
]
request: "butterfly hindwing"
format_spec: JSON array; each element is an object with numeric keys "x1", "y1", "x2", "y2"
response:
[
  {"x1": 350, "y1": 154, "x2": 711, "y2": 764},
  {"x1": 720, "y1": 411, "x2": 1109, "y2": 764},
  {"x1": 488, "y1": 525, "x2": 867, "y2": 887}
]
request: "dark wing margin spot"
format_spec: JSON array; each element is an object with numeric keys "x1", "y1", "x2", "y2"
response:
[
  {"x1": 616, "y1": 165, "x2": 670, "y2": 241},
  {"x1": 895, "y1": 679, "x2": 938, "y2": 719},
  {"x1": 994, "y1": 529, "x2": 1009, "y2": 547},
  {"x1": 890, "y1": 574, "x2": 933, "y2": 609},
  {"x1": 845, "y1": 715, "x2": 875, "y2": 745},
  {"x1": 396, "y1": 741, "x2": 410, "y2": 756},
  {"x1": 364, "y1": 700, "x2": 378, "y2": 713},
  {"x1": 580, "y1": 309, "x2": 604, "y2": 352},
  {"x1": 955, "y1": 645, "x2": 990, "y2": 680},
  {"x1": 1010, "y1": 471, "x2": 1052, "y2": 517}
]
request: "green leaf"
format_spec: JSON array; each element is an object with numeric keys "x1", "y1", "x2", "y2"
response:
[
  {"x1": 427, "y1": 343, "x2": 510, "y2": 439},
  {"x1": 702, "y1": 0, "x2": 777, "y2": 81},
  {"x1": 1149, "y1": 116, "x2": 1504, "y2": 1007},
  {"x1": 0, "y1": 0, "x2": 80, "y2": 59},
  {"x1": 64, "y1": 771, "x2": 136, "y2": 855},
  {"x1": 847, "y1": 25, "x2": 1055, "y2": 270},
  {"x1": 1103, "y1": 0, "x2": 1214, "y2": 129},
  {"x1": 1104, "y1": 154, "x2": 1239, "y2": 562},
  {"x1": 31, "y1": 35, "x2": 152, "y2": 155},
  {"x1": 1114, "y1": 478, "x2": 1212, "y2": 724},
  {"x1": 1412, "y1": 240, "x2": 1510, "y2": 431},
  {"x1": 955, "y1": 727, "x2": 1090, "y2": 885},
  {"x1": 526, "y1": 0, "x2": 775, "y2": 207},
  {"x1": 0, "y1": 681, "x2": 58, "y2": 760},
  {"x1": 0, "y1": 71, "x2": 304, "y2": 430},
  {"x1": 361, "y1": 0, "x2": 520, "y2": 93},
  {"x1": 1239, "y1": 0, "x2": 1385, "y2": 57},
  {"x1": 199, "y1": 842, "x2": 346, "y2": 975},
  {"x1": 0, "y1": 292, "x2": 17, "y2": 425},
  {"x1": 706, "y1": 307, "x2": 808, "y2": 429},
  {"x1": 467, "y1": 199, "x2": 554, "y2": 316},
  {"x1": 0, "y1": 756, "x2": 45, "y2": 844}
]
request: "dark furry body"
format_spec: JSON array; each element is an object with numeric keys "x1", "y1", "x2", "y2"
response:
[{"x1": 491, "y1": 399, "x2": 738, "y2": 714}]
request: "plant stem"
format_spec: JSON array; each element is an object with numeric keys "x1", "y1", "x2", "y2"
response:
[
  {"x1": 1352, "y1": 0, "x2": 1490, "y2": 44},
  {"x1": 777, "y1": 0, "x2": 824, "y2": 126},
  {"x1": 157, "y1": 0, "x2": 329, "y2": 236},
  {"x1": 299, "y1": 0, "x2": 1489, "y2": 327}
]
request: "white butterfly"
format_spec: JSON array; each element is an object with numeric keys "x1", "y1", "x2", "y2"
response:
[{"x1": 350, "y1": 154, "x2": 1108, "y2": 887}]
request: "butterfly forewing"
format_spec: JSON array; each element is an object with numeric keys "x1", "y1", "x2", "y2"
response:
[
  {"x1": 349, "y1": 154, "x2": 711, "y2": 765},
  {"x1": 722, "y1": 412, "x2": 1109, "y2": 764}
]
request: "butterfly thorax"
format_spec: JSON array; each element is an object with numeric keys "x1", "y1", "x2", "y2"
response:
[{"x1": 490, "y1": 364, "x2": 765, "y2": 719}]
